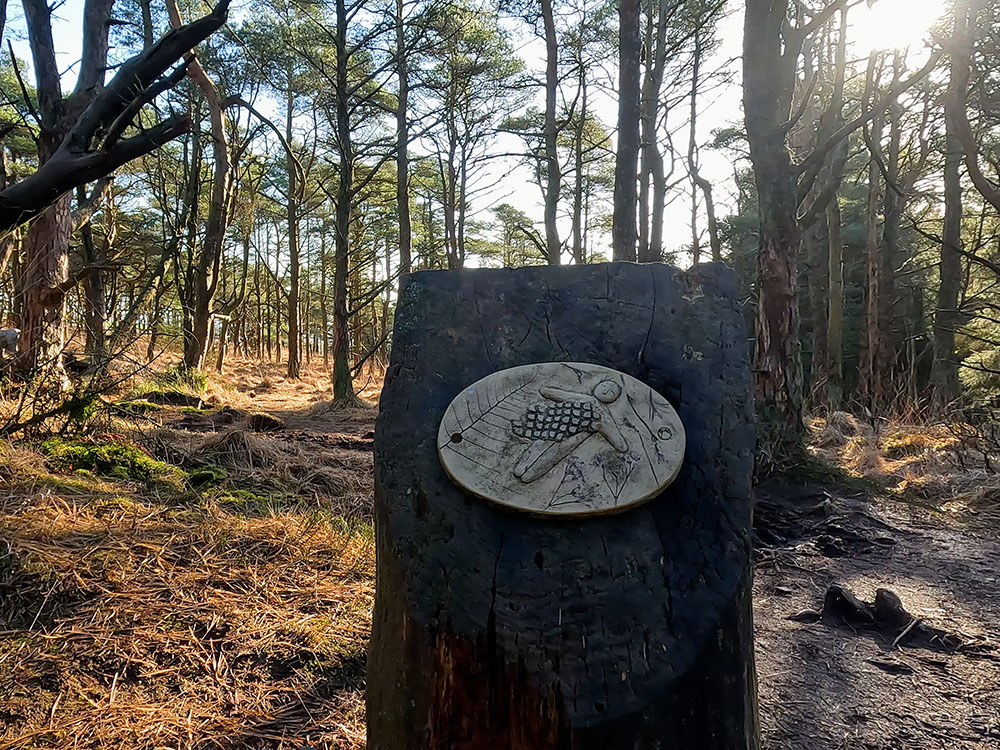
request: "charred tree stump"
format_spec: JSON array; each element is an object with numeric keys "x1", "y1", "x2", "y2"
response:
[{"x1": 369, "y1": 263, "x2": 759, "y2": 749}]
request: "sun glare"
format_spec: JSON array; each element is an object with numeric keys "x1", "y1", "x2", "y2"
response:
[{"x1": 848, "y1": 0, "x2": 946, "y2": 57}]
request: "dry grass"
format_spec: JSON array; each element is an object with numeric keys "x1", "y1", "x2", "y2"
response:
[
  {"x1": 0, "y1": 447, "x2": 373, "y2": 750},
  {"x1": 0, "y1": 356, "x2": 379, "y2": 749},
  {"x1": 807, "y1": 413, "x2": 1000, "y2": 521}
]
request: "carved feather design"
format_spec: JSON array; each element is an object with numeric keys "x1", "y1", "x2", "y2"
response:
[{"x1": 438, "y1": 372, "x2": 538, "y2": 451}]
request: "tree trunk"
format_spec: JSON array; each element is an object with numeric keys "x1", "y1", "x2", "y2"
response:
[
  {"x1": 215, "y1": 318, "x2": 230, "y2": 372},
  {"x1": 320, "y1": 231, "x2": 330, "y2": 368},
  {"x1": 286, "y1": 75, "x2": 301, "y2": 379},
  {"x1": 860, "y1": 138, "x2": 882, "y2": 411},
  {"x1": 688, "y1": 27, "x2": 703, "y2": 265},
  {"x1": 18, "y1": 196, "x2": 71, "y2": 385},
  {"x1": 697, "y1": 177, "x2": 722, "y2": 262},
  {"x1": 612, "y1": 0, "x2": 640, "y2": 262},
  {"x1": 396, "y1": 0, "x2": 412, "y2": 273},
  {"x1": 933, "y1": 87, "x2": 965, "y2": 405},
  {"x1": 17, "y1": 0, "x2": 114, "y2": 382},
  {"x1": 742, "y1": 0, "x2": 804, "y2": 458},
  {"x1": 81, "y1": 214, "x2": 108, "y2": 363},
  {"x1": 826, "y1": 197, "x2": 843, "y2": 409},
  {"x1": 167, "y1": 0, "x2": 230, "y2": 372},
  {"x1": 333, "y1": 0, "x2": 355, "y2": 401},
  {"x1": 571, "y1": 56, "x2": 587, "y2": 266},
  {"x1": 804, "y1": 215, "x2": 828, "y2": 403},
  {"x1": 541, "y1": 0, "x2": 561, "y2": 265},
  {"x1": 369, "y1": 263, "x2": 758, "y2": 749}
]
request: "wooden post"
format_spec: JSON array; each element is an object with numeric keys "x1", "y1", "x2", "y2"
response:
[{"x1": 369, "y1": 263, "x2": 759, "y2": 749}]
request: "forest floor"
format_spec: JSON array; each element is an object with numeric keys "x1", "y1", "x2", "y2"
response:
[{"x1": 1, "y1": 360, "x2": 999, "y2": 748}]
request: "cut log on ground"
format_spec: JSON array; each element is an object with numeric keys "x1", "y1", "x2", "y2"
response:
[{"x1": 368, "y1": 263, "x2": 759, "y2": 749}]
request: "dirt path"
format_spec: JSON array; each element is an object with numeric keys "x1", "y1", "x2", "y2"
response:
[{"x1": 754, "y1": 477, "x2": 1000, "y2": 748}]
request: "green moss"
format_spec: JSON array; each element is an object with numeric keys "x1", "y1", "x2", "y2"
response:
[
  {"x1": 215, "y1": 489, "x2": 299, "y2": 515},
  {"x1": 180, "y1": 406, "x2": 216, "y2": 416},
  {"x1": 41, "y1": 438, "x2": 186, "y2": 488}
]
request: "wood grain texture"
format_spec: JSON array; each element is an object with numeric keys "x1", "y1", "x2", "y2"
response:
[{"x1": 369, "y1": 262, "x2": 759, "y2": 749}]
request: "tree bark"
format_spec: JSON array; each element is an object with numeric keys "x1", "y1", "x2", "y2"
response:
[
  {"x1": 369, "y1": 262, "x2": 758, "y2": 749},
  {"x1": 612, "y1": 0, "x2": 641, "y2": 262},
  {"x1": 742, "y1": 0, "x2": 804, "y2": 458}
]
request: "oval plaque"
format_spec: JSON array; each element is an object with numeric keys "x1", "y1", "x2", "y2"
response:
[{"x1": 437, "y1": 362, "x2": 685, "y2": 517}]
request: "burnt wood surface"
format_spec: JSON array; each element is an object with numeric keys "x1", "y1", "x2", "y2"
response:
[{"x1": 368, "y1": 262, "x2": 759, "y2": 749}]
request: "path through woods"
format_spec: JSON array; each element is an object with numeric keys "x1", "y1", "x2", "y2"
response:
[{"x1": 1, "y1": 371, "x2": 999, "y2": 748}]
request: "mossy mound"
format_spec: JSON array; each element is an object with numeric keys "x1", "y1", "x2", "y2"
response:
[{"x1": 41, "y1": 438, "x2": 186, "y2": 487}]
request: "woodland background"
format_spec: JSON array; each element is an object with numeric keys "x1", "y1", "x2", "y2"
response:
[{"x1": 2, "y1": 0, "x2": 1000, "y2": 463}]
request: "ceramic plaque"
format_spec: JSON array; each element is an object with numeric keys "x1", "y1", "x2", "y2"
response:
[{"x1": 437, "y1": 362, "x2": 685, "y2": 517}]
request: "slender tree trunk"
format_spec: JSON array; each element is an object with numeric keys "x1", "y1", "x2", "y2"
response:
[
  {"x1": 933, "y1": 7, "x2": 967, "y2": 408},
  {"x1": 333, "y1": 0, "x2": 355, "y2": 400},
  {"x1": 612, "y1": 0, "x2": 640, "y2": 262},
  {"x1": 637, "y1": 0, "x2": 653, "y2": 261},
  {"x1": 804, "y1": 216, "x2": 828, "y2": 402},
  {"x1": 571, "y1": 58, "x2": 587, "y2": 266},
  {"x1": 146, "y1": 277, "x2": 163, "y2": 361},
  {"x1": 320, "y1": 231, "x2": 329, "y2": 368},
  {"x1": 167, "y1": 0, "x2": 230, "y2": 372},
  {"x1": 80, "y1": 203, "x2": 108, "y2": 362},
  {"x1": 688, "y1": 27, "x2": 703, "y2": 265},
  {"x1": 457, "y1": 150, "x2": 469, "y2": 267},
  {"x1": 826, "y1": 197, "x2": 843, "y2": 409},
  {"x1": 697, "y1": 177, "x2": 722, "y2": 262},
  {"x1": 860, "y1": 131, "x2": 882, "y2": 410},
  {"x1": 396, "y1": 0, "x2": 412, "y2": 273},
  {"x1": 541, "y1": 0, "x2": 561, "y2": 265},
  {"x1": 879, "y1": 86, "x2": 903, "y2": 405},
  {"x1": 638, "y1": 0, "x2": 667, "y2": 263},
  {"x1": 286, "y1": 75, "x2": 301, "y2": 379}
]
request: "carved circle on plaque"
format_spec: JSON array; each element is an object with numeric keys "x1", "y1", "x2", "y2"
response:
[{"x1": 437, "y1": 362, "x2": 685, "y2": 517}]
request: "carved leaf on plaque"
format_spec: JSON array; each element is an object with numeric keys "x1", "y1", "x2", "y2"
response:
[{"x1": 437, "y1": 362, "x2": 685, "y2": 516}]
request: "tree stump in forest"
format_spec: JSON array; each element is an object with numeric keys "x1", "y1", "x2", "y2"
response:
[{"x1": 369, "y1": 263, "x2": 759, "y2": 750}]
